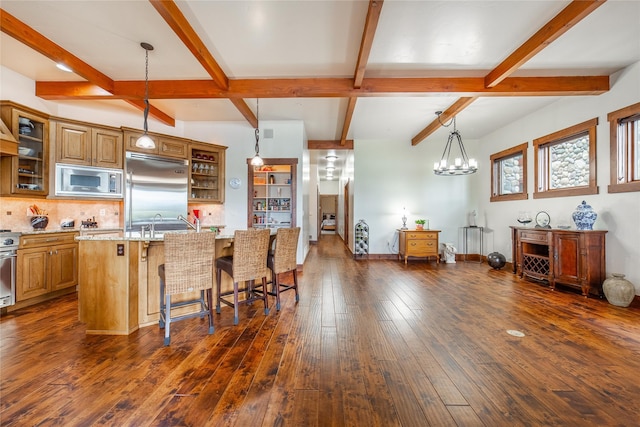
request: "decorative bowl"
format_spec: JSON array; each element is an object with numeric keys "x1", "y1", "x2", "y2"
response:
[{"x1": 30, "y1": 216, "x2": 49, "y2": 229}]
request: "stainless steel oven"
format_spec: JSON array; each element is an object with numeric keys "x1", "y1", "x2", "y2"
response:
[{"x1": 0, "y1": 231, "x2": 20, "y2": 308}]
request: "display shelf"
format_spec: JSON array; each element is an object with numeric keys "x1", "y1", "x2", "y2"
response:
[
  {"x1": 188, "y1": 143, "x2": 226, "y2": 203},
  {"x1": 248, "y1": 160, "x2": 297, "y2": 229},
  {"x1": 0, "y1": 102, "x2": 49, "y2": 197}
]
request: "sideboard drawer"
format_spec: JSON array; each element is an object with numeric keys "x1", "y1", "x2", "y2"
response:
[
  {"x1": 406, "y1": 232, "x2": 438, "y2": 240},
  {"x1": 519, "y1": 230, "x2": 550, "y2": 244}
]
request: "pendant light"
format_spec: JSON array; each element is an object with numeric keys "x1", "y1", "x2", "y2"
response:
[
  {"x1": 135, "y1": 42, "x2": 155, "y2": 149},
  {"x1": 433, "y1": 112, "x2": 477, "y2": 176},
  {"x1": 250, "y1": 98, "x2": 264, "y2": 166}
]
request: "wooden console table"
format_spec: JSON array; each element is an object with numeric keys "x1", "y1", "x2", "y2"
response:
[
  {"x1": 398, "y1": 229, "x2": 440, "y2": 264},
  {"x1": 510, "y1": 226, "x2": 607, "y2": 296}
]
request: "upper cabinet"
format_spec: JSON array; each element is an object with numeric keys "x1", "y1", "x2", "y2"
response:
[
  {"x1": 0, "y1": 116, "x2": 18, "y2": 156},
  {"x1": 122, "y1": 127, "x2": 187, "y2": 159},
  {"x1": 0, "y1": 101, "x2": 49, "y2": 197},
  {"x1": 54, "y1": 120, "x2": 123, "y2": 168},
  {"x1": 189, "y1": 142, "x2": 227, "y2": 204}
]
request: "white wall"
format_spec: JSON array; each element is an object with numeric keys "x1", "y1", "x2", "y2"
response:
[
  {"x1": 474, "y1": 61, "x2": 640, "y2": 294},
  {"x1": 319, "y1": 180, "x2": 339, "y2": 194},
  {"x1": 353, "y1": 138, "x2": 474, "y2": 255}
]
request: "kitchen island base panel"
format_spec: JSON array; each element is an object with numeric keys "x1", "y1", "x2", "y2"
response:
[{"x1": 78, "y1": 236, "x2": 237, "y2": 335}]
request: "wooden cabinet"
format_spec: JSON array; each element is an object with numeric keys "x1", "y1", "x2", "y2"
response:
[
  {"x1": 17, "y1": 232, "x2": 78, "y2": 302},
  {"x1": 55, "y1": 120, "x2": 123, "y2": 168},
  {"x1": 122, "y1": 127, "x2": 187, "y2": 159},
  {"x1": 510, "y1": 226, "x2": 607, "y2": 296},
  {"x1": 0, "y1": 102, "x2": 49, "y2": 197},
  {"x1": 398, "y1": 229, "x2": 440, "y2": 264},
  {"x1": 189, "y1": 142, "x2": 227, "y2": 203},
  {"x1": 247, "y1": 159, "x2": 297, "y2": 229}
]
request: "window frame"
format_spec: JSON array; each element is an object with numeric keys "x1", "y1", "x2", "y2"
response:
[
  {"x1": 533, "y1": 117, "x2": 598, "y2": 199},
  {"x1": 608, "y1": 102, "x2": 640, "y2": 193},
  {"x1": 490, "y1": 142, "x2": 528, "y2": 202}
]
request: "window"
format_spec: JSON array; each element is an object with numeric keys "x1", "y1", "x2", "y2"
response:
[
  {"x1": 533, "y1": 118, "x2": 598, "y2": 199},
  {"x1": 490, "y1": 142, "x2": 528, "y2": 202},
  {"x1": 608, "y1": 102, "x2": 640, "y2": 193}
]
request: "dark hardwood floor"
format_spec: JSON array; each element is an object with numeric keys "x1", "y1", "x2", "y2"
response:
[{"x1": 2, "y1": 233, "x2": 640, "y2": 426}]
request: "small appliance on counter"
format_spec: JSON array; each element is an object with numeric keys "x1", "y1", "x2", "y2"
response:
[
  {"x1": 81, "y1": 217, "x2": 98, "y2": 229},
  {"x1": 60, "y1": 218, "x2": 75, "y2": 229}
]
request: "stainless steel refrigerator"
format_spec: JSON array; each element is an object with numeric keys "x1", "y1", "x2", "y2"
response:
[{"x1": 125, "y1": 152, "x2": 189, "y2": 233}]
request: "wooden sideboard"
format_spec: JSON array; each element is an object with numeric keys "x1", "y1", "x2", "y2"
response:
[
  {"x1": 398, "y1": 229, "x2": 440, "y2": 264},
  {"x1": 510, "y1": 226, "x2": 607, "y2": 296}
]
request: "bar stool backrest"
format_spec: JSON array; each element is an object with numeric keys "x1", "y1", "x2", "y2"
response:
[
  {"x1": 273, "y1": 227, "x2": 300, "y2": 274},
  {"x1": 164, "y1": 232, "x2": 216, "y2": 295},
  {"x1": 232, "y1": 228, "x2": 271, "y2": 283}
]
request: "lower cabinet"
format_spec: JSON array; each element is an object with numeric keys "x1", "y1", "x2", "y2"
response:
[
  {"x1": 17, "y1": 232, "x2": 78, "y2": 302},
  {"x1": 398, "y1": 229, "x2": 441, "y2": 264},
  {"x1": 511, "y1": 226, "x2": 607, "y2": 296}
]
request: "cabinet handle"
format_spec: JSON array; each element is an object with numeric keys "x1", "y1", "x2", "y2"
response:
[
  {"x1": 55, "y1": 250, "x2": 58, "y2": 255},
  {"x1": 49, "y1": 250, "x2": 53, "y2": 255}
]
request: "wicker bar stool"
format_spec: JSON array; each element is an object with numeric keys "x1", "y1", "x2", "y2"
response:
[
  {"x1": 158, "y1": 232, "x2": 216, "y2": 346},
  {"x1": 264, "y1": 227, "x2": 300, "y2": 310},
  {"x1": 216, "y1": 228, "x2": 270, "y2": 325}
]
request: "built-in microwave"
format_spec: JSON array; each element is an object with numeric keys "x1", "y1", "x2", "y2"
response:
[{"x1": 55, "y1": 164, "x2": 123, "y2": 198}]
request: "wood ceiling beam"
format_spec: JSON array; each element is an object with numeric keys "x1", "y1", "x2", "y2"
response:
[
  {"x1": 485, "y1": 0, "x2": 606, "y2": 88},
  {"x1": 339, "y1": 1, "x2": 384, "y2": 146},
  {"x1": 0, "y1": 9, "x2": 114, "y2": 92},
  {"x1": 36, "y1": 76, "x2": 609, "y2": 100},
  {"x1": 354, "y1": 0, "x2": 384, "y2": 89},
  {"x1": 308, "y1": 140, "x2": 354, "y2": 150},
  {"x1": 124, "y1": 100, "x2": 175, "y2": 127},
  {"x1": 340, "y1": 97, "x2": 358, "y2": 145},
  {"x1": 411, "y1": 0, "x2": 607, "y2": 146},
  {"x1": 411, "y1": 97, "x2": 478, "y2": 146},
  {"x1": 1, "y1": 7, "x2": 175, "y2": 126},
  {"x1": 149, "y1": 0, "x2": 228, "y2": 90},
  {"x1": 149, "y1": 0, "x2": 257, "y2": 127}
]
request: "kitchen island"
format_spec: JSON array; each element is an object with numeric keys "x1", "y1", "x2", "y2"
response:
[{"x1": 76, "y1": 230, "x2": 234, "y2": 335}]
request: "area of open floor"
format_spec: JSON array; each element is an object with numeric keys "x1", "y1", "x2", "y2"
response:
[{"x1": 1, "y1": 234, "x2": 639, "y2": 426}]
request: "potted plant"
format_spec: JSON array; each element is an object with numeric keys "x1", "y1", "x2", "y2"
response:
[{"x1": 415, "y1": 219, "x2": 426, "y2": 230}]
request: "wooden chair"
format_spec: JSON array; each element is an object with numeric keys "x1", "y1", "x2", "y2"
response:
[
  {"x1": 265, "y1": 227, "x2": 300, "y2": 310},
  {"x1": 158, "y1": 232, "x2": 216, "y2": 346},
  {"x1": 216, "y1": 228, "x2": 270, "y2": 325}
]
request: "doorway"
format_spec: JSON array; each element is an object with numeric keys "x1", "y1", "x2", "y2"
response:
[{"x1": 319, "y1": 194, "x2": 337, "y2": 235}]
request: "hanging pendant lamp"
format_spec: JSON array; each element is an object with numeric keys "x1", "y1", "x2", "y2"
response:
[
  {"x1": 250, "y1": 98, "x2": 264, "y2": 166},
  {"x1": 433, "y1": 112, "x2": 477, "y2": 176},
  {"x1": 136, "y1": 42, "x2": 155, "y2": 149}
]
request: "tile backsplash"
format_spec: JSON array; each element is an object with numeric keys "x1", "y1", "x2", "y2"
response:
[
  {"x1": 0, "y1": 198, "x2": 122, "y2": 232},
  {"x1": 0, "y1": 197, "x2": 225, "y2": 232}
]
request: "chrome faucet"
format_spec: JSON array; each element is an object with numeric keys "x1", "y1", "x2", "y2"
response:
[
  {"x1": 151, "y1": 213, "x2": 163, "y2": 238},
  {"x1": 177, "y1": 214, "x2": 201, "y2": 233}
]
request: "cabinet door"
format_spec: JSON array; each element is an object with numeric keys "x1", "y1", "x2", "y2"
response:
[
  {"x1": 56, "y1": 122, "x2": 91, "y2": 165},
  {"x1": 16, "y1": 247, "x2": 49, "y2": 301},
  {"x1": 92, "y1": 128, "x2": 123, "y2": 168},
  {"x1": 2, "y1": 107, "x2": 49, "y2": 197},
  {"x1": 554, "y1": 233, "x2": 580, "y2": 285},
  {"x1": 158, "y1": 136, "x2": 187, "y2": 159},
  {"x1": 50, "y1": 243, "x2": 78, "y2": 291}
]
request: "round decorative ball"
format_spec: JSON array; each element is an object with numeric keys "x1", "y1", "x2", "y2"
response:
[
  {"x1": 603, "y1": 273, "x2": 636, "y2": 307},
  {"x1": 487, "y1": 252, "x2": 506, "y2": 270},
  {"x1": 30, "y1": 215, "x2": 49, "y2": 229}
]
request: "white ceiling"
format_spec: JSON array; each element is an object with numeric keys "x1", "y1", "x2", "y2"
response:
[{"x1": 1, "y1": 1, "x2": 639, "y2": 181}]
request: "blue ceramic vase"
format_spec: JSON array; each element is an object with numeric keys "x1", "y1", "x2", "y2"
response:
[{"x1": 572, "y1": 200, "x2": 597, "y2": 230}]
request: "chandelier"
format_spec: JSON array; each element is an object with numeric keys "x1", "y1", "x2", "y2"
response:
[{"x1": 433, "y1": 112, "x2": 477, "y2": 176}]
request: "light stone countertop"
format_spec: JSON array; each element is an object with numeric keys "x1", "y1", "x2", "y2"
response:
[{"x1": 75, "y1": 227, "x2": 232, "y2": 242}]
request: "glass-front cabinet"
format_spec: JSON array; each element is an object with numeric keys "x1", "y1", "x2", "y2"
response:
[
  {"x1": 0, "y1": 102, "x2": 49, "y2": 197},
  {"x1": 189, "y1": 142, "x2": 227, "y2": 203},
  {"x1": 247, "y1": 159, "x2": 297, "y2": 229}
]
